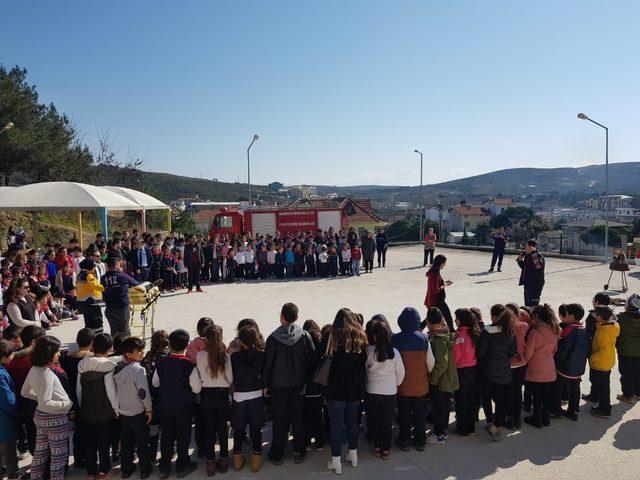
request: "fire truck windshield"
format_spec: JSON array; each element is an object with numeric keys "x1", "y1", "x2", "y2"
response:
[{"x1": 214, "y1": 215, "x2": 233, "y2": 228}]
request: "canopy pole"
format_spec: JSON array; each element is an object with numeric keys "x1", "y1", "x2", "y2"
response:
[
  {"x1": 101, "y1": 208, "x2": 109, "y2": 239},
  {"x1": 141, "y1": 209, "x2": 147, "y2": 233},
  {"x1": 166, "y1": 208, "x2": 172, "y2": 232},
  {"x1": 31, "y1": 212, "x2": 38, "y2": 248},
  {"x1": 77, "y1": 211, "x2": 84, "y2": 250}
]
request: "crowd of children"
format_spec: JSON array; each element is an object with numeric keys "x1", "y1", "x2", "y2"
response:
[{"x1": 1, "y1": 293, "x2": 638, "y2": 479}]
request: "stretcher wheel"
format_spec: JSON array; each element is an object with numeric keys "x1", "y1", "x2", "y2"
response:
[{"x1": 604, "y1": 284, "x2": 609, "y2": 290}]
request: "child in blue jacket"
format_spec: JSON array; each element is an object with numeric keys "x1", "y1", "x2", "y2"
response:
[
  {"x1": 553, "y1": 303, "x2": 590, "y2": 421},
  {"x1": 0, "y1": 339, "x2": 21, "y2": 479}
]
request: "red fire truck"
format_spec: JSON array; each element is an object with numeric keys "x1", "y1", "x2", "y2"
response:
[{"x1": 209, "y1": 207, "x2": 345, "y2": 238}]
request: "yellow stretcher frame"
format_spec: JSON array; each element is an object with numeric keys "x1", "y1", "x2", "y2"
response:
[{"x1": 129, "y1": 286, "x2": 161, "y2": 340}]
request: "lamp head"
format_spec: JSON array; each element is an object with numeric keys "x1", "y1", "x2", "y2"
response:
[
  {"x1": 253, "y1": 134, "x2": 259, "y2": 141},
  {"x1": 2, "y1": 122, "x2": 14, "y2": 131},
  {"x1": 413, "y1": 149, "x2": 419, "y2": 153},
  {"x1": 577, "y1": 113, "x2": 589, "y2": 120}
]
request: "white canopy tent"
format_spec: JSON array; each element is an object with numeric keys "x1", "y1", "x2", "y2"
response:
[
  {"x1": 0, "y1": 182, "x2": 171, "y2": 248},
  {"x1": 102, "y1": 185, "x2": 170, "y2": 232}
]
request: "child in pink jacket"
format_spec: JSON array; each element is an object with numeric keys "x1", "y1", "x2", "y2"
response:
[
  {"x1": 453, "y1": 308, "x2": 481, "y2": 437},
  {"x1": 523, "y1": 305, "x2": 560, "y2": 428}
]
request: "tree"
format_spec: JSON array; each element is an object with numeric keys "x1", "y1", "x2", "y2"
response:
[
  {"x1": 580, "y1": 226, "x2": 623, "y2": 246},
  {"x1": 474, "y1": 221, "x2": 492, "y2": 245},
  {"x1": 492, "y1": 206, "x2": 536, "y2": 229},
  {"x1": 172, "y1": 213, "x2": 198, "y2": 236}
]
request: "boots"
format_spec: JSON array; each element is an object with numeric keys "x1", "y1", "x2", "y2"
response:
[
  {"x1": 327, "y1": 456, "x2": 342, "y2": 475},
  {"x1": 346, "y1": 449, "x2": 358, "y2": 467},
  {"x1": 206, "y1": 460, "x2": 216, "y2": 477},
  {"x1": 233, "y1": 453, "x2": 245, "y2": 472},
  {"x1": 250, "y1": 453, "x2": 261, "y2": 473}
]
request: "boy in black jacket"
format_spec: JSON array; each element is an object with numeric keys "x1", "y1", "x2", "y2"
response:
[
  {"x1": 553, "y1": 304, "x2": 590, "y2": 421},
  {"x1": 152, "y1": 330, "x2": 201, "y2": 479}
]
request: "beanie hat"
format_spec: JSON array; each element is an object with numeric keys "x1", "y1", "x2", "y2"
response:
[
  {"x1": 627, "y1": 294, "x2": 640, "y2": 313},
  {"x1": 79, "y1": 258, "x2": 95, "y2": 271}
]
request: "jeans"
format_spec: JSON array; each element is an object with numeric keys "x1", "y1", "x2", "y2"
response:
[
  {"x1": 364, "y1": 257, "x2": 374, "y2": 272},
  {"x1": 590, "y1": 369, "x2": 611, "y2": 414},
  {"x1": 377, "y1": 249, "x2": 386, "y2": 267},
  {"x1": 365, "y1": 394, "x2": 395, "y2": 450},
  {"x1": 507, "y1": 365, "x2": 526, "y2": 421},
  {"x1": 618, "y1": 355, "x2": 640, "y2": 398},
  {"x1": 85, "y1": 420, "x2": 113, "y2": 475},
  {"x1": 232, "y1": 397, "x2": 264, "y2": 454},
  {"x1": 523, "y1": 285, "x2": 543, "y2": 307},
  {"x1": 490, "y1": 248, "x2": 505, "y2": 269},
  {"x1": 120, "y1": 413, "x2": 151, "y2": 476},
  {"x1": 304, "y1": 396, "x2": 325, "y2": 449},
  {"x1": 0, "y1": 437, "x2": 18, "y2": 477},
  {"x1": 327, "y1": 400, "x2": 360, "y2": 457},
  {"x1": 424, "y1": 248, "x2": 434, "y2": 266},
  {"x1": 105, "y1": 304, "x2": 130, "y2": 337},
  {"x1": 351, "y1": 260, "x2": 361, "y2": 275},
  {"x1": 481, "y1": 380, "x2": 508, "y2": 427},
  {"x1": 455, "y1": 367, "x2": 477, "y2": 435},
  {"x1": 159, "y1": 405, "x2": 193, "y2": 472},
  {"x1": 200, "y1": 388, "x2": 229, "y2": 460},
  {"x1": 396, "y1": 395, "x2": 426, "y2": 445},
  {"x1": 268, "y1": 387, "x2": 305, "y2": 461},
  {"x1": 527, "y1": 381, "x2": 554, "y2": 423},
  {"x1": 553, "y1": 375, "x2": 581, "y2": 415}
]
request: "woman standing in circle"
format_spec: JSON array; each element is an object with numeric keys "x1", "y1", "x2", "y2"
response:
[{"x1": 424, "y1": 255, "x2": 455, "y2": 332}]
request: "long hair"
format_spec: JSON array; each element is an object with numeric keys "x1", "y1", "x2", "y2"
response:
[
  {"x1": 531, "y1": 304, "x2": 561, "y2": 336},
  {"x1": 370, "y1": 319, "x2": 395, "y2": 362},
  {"x1": 149, "y1": 330, "x2": 169, "y2": 355},
  {"x1": 31, "y1": 336, "x2": 61, "y2": 367},
  {"x1": 494, "y1": 310, "x2": 516, "y2": 337},
  {"x1": 428, "y1": 254, "x2": 447, "y2": 275},
  {"x1": 329, "y1": 308, "x2": 367, "y2": 355},
  {"x1": 4, "y1": 277, "x2": 28, "y2": 309},
  {"x1": 236, "y1": 318, "x2": 265, "y2": 350},
  {"x1": 204, "y1": 325, "x2": 226, "y2": 378},
  {"x1": 303, "y1": 319, "x2": 322, "y2": 346},
  {"x1": 237, "y1": 326, "x2": 262, "y2": 351},
  {"x1": 455, "y1": 308, "x2": 481, "y2": 345}
]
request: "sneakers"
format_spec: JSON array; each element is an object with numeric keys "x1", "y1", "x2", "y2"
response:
[
  {"x1": 346, "y1": 450, "x2": 358, "y2": 468},
  {"x1": 373, "y1": 448, "x2": 381, "y2": 457},
  {"x1": 581, "y1": 394, "x2": 598, "y2": 404},
  {"x1": 293, "y1": 451, "x2": 305, "y2": 464},
  {"x1": 616, "y1": 394, "x2": 636, "y2": 405},
  {"x1": 426, "y1": 433, "x2": 446, "y2": 445},
  {"x1": 395, "y1": 440, "x2": 411, "y2": 452},
  {"x1": 561, "y1": 409, "x2": 579, "y2": 422},
  {"x1": 486, "y1": 424, "x2": 503, "y2": 442},
  {"x1": 196, "y1": 287, "x2": 203, "y2": 293},
  {"x1": 327, "y1": 456, "x2": 342, "y2": 475},
  {"x1": 524, "y1": 416, "x2": 543, "y2": 429},
  {"x1": 589, "y1": 407, "x2": 611, "y2": 419},
  {"x1": 176, "y1": 462, "x2": 198, "y2": 478},
  {"x1": 250, "y1": 453, "x2": 261, "y2": 473},
  {"x1": 233, "y1": 453, "x2": 245, "y2": 472},
  {"x1": 98, "y1": 470, "x2": 116, "y2": 480},
  {"x1": 381, "y1": 450, "x2": 391, "y2": 460}
]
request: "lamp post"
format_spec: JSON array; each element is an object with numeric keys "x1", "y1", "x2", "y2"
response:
[
  {"x1": 247, "y1": 134, "x2": 259, "y2": 206},
  {"x1": 0, "y1": 122, "x2": 14, "y2": 134},
  {"x1": 577, "y1": 113, "x2": 609, "y2": 256},
  {"x1": 414, "y1": 149, "x2": 424, "y2": 241}
]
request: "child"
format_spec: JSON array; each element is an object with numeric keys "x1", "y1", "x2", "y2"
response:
[
  {"x1": 453, "y1": 308, "x2": 480, "y2": 437},
  {"x1": 141, "y1": 330, "x2": 170, "y2": 464},
  {"x1": 392, "y1": 307, "x2": 435, "y2": 452},
  {"x1": 302, "y1": 320, "x2": 325, "y2": 453},
  {"x1": 588, "y1": 306, "x2": 620, "y2": 419},
  {"x1": 553, "y1": 303, "x2": 589, "y2": 421},
  {"x1": 327, "y1": 247, "x2": 339, "y2": 278},
  {"x1": 340, "y1": 244, "x2": 351, "y2": 276},
  {"x1": 318, "y1": 245, "x2": 329, "y2": 277},
  {"x1": 1, "y1": 325, "x2": 23, "y2": 351},
  {"x1": 176, "y1": 251, "x2": 188, "y2": 288},
  {"x1": 275, "y1": 246, "x2": 285, "y2": 279},
  {"x1": 426, "y1": 308, "x2": 459, "y2": 444},
  {"x1": 160, "y1": 245, "x2": 176, "y2": 292},
  {"x1": 616, "y1": 294, "x2": 640, "y2": 403},
  {"x1": 305, "y1": 246, "x2": 316, "y2": 277},
  {"x1": 505, "y1": 303, "x2": 530, "y2": 430},
  {"x1": 187, "y1": 317, "x2": 215, "y2": 364},
  {"x1": 235, "y1": 245, "x2": 246, "y2": 280},
  {"x1": 365, "y1": 319, "x2": 405, "y2": 458},
  {"x1": 77, "y1": 333, "x2": 118, "y2": 480},
  {"x1": 76, "y1": 258, "x2": 105, "y2": 333},
  {"x1": 21, "y1": 336, "x2": 72, "y2": 480},
  {"x1": 476, "y1": 305, "x2": 516, "y2": 442},
  {"x1": 285, "y1": 246, "x2": 295, "y2": 278},
  {"x1": 226, "y1": 249, "x2": 236, "y2": 283},
  {"x1": 523, "y1": 304, "x2": 560, "y2": 428},
  {"x1": 267, "y1": 245, "x2": 277, "y2": 278},
  {"x1": 582, "y1": 292, "x2": 611, "y2": 403},
  {"x1": 0, "y1": 339, "x2": 20, "y2": 480},
  {"x1": 55, "y1": 263, "x2": 77, "y2": 311},
  {"x1": 351, "y1": 243, "x2": 362, "y2": 276},
  {"x1": 243, "y1": 244, "x2": 255, "y2": 280},
  {"x1": 114, "y1": 337, "x2": 153, "y2": 479},
  {"x1": 195, "y1": 325, "x2": 232, "y2": 475},
  {"x1": 59, "y1": 327, "x2": 95, "y2": 469},
  {"x1": 230, "y1": 326, "x2": 265, "y2": 472},
  {"x1": 152, "y1": 329, "x2": 201, "y2": 479},
  {"x1": 293, "y1": 245, "x2": 304, "y2": 278}
]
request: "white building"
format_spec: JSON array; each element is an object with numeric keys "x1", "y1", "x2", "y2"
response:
[
  {"x1": 482, "y1": 198, "x2": 531, "y2": 217},
  {"x1": 589, "y1": 195, "x2": 634, "y2": 211}
]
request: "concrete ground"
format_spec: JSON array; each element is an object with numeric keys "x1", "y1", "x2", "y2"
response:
[{"x1": 52, "y1": 245, "x2": 640, "y2": 480}]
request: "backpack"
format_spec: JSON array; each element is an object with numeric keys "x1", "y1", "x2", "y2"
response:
[{"x1": 79, "y1": 370, "x2": 116, "y2": 423}]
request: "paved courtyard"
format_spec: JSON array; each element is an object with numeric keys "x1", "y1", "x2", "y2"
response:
[{"x1": 54, "y1": 245, "x2": 639, "y2": 480}]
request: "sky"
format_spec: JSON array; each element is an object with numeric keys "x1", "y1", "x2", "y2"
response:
[{"x1": 3, "y1": 1, "x2": 640, "y2": 187}]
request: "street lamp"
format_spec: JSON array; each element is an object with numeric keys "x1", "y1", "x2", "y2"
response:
[
  {"x1": 577, "y1": 113, "x2": 609, "y2": 256},
  {"x1": 0, "y1": 122, "x2": 14, "y2": 134},
  {"x1": 414, "y1": 149, "x2": 424, "y2": 242},
  {"x1": 247, "y1": 134, "x2": 259, "y2": 205}
]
